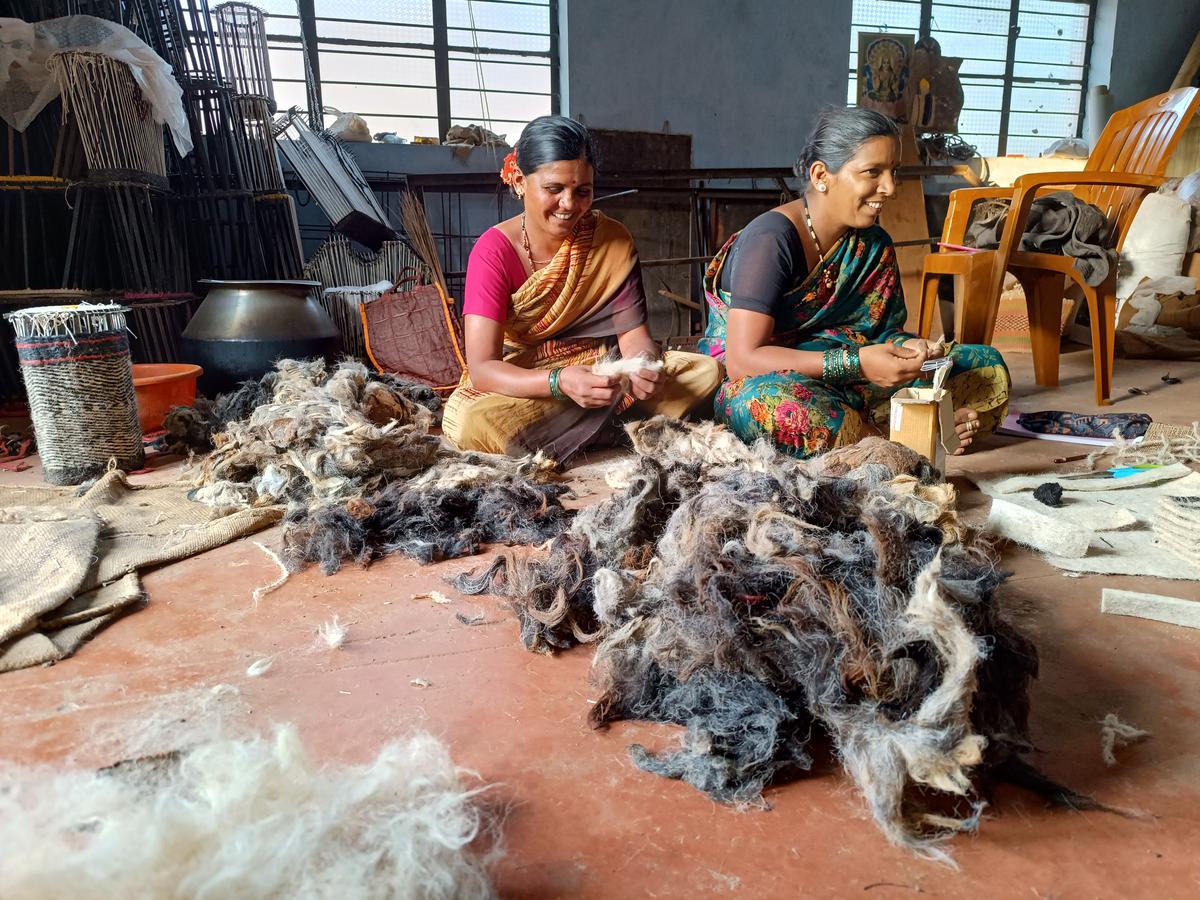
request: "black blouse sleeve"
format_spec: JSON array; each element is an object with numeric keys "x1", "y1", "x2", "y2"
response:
[{"x1": 720, "y1": 211, "x2": 808, "y2": 318}]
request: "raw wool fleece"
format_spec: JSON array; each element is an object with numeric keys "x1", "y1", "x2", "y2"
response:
[
  {"x1": 459, "y1": 417, "x2": 1058, "y2": 862},
  {"x1": 0, "y1": 725, "x2": 497, "y2": 900},
  {"x1": 163, "y1": 366, "x2": 441, "y2": 454},
  {"x1": 591, "y1": 352, "x2": 665, "y2": 397},
  {"x1": 168, "y1": 359, "x2": 571, "y2": 573},
  {"x1": 186, "y1": 359, "x2": 443, "y2": 509}
]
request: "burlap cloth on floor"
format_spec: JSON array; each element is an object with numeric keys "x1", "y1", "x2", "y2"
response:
[{"x1": 0, "y1": 470, "x2": 281, "y2": 672}]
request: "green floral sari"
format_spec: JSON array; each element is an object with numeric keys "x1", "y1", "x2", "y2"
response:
[{"x1": 699, "y1": 224, "x2": 1009, "y2": 458}]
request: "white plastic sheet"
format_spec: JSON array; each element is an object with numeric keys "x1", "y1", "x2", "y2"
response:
[{"x1": 0, "y1": 15, "x2": 192, "y2": 155}]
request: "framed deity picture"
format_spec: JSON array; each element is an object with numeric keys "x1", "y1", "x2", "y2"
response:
[{"x1": 857, "y1": 32, "x2": 915, "y2": 122}]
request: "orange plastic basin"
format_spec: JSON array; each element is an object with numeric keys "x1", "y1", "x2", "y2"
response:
[{"x1": 132, "y1": 363, "x2": 203, "y2": 434}]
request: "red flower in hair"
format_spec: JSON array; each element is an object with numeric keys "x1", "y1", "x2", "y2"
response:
[{"x1": 500, "y1": 149, "x2": 519, "y2": 185}]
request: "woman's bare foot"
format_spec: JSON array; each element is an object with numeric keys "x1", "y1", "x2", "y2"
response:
[{"x1": 953, "y1": 408, "x2": 980, "y2": 455}]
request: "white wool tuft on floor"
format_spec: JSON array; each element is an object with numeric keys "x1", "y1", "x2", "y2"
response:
[{"x1": 0, "y1": 725, "x2": 498, "y2": 899}]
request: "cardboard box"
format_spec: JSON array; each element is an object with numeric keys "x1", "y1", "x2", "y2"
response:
[{"x1": 889, "y1": 360, "x2": 960, "y2": 469}]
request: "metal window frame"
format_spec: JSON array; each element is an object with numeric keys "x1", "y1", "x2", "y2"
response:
[
  {"x1": 270, "y1": 0, "x2": 558, "y2": 136},
  {"x1": 849, "y1": 0, "x2": 1096, "y2": 155}
]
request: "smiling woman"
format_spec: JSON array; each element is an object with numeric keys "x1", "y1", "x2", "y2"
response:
[
  {"x1": 698, "y1": 106, "x2": 1010, "y2": 459},
  {"x1": 442, "y1": 116, "x2": 722, "y2": 465}
]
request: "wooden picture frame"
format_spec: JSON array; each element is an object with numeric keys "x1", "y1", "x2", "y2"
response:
[{"x1": 857, "y1": 32, "x2": 915, "y2": 122}]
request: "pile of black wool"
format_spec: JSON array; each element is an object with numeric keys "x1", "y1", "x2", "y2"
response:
[{"x1": 459, "y1": 418, "x2": 1094, "y2": 862}]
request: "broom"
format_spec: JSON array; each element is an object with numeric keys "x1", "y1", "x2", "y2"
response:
[{"x1": 398, "y1": 190, "x2": 448, "y2": 294}]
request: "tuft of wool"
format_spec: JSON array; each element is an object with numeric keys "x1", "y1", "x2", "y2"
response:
[
  {"x1": 464, "y1": 416, "x2": 1083, "y2": 861},
  {"x1": 809, "y1": 435, "x2": 940, "y2": 483},
  {"x1": 251, "y1": 540, "x2": 290, "y2": 604},
  {"x1": 456, "y1": 533, "x2": 603, "y2": 654},
  {"x1": 1085, "y1": 421, "x2": 1200, "y2": 469},
  {"x1": 187, "y1": 360, "x2": 443, "y2": 512},
  {"x1": 0, "y1": 725, "x2": 497, "y2": 900},
  {"x1": 591, "y1": 352, "x2": 665, "y2": 382},
  {"x1": 163, "y1": 368, "x2": 444, "y2": 455},
  {"x1": 162, "y1": 375, "x2": 279, "y2": 452},
  {"x1": 1100, "y1": 713, "x2": 1151, "y2": 766},
  {"x1": 622, "y1": 417, "x2": 761, "y2": 472},
  {"x1": 1033, "y1": 482, "x2": 1064, "y2": 508},
  {"x1": 317, "y1": 615, "x2": 348, "y2": 649}
]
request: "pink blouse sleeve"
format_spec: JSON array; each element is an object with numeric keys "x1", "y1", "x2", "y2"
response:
[{"x1": 463, "y1": 228, "x2": 524, "y2": 321}]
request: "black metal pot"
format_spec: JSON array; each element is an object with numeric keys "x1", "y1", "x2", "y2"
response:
[{"x1": 181, "y1": 279, "x2": 339, "y2": 393}]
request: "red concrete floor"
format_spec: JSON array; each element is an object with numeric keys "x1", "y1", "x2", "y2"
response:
[{"x1": 2, "y1": 347, "x2": 1200, "y2": 898}]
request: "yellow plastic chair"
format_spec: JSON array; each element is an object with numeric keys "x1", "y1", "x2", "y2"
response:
[{"x1": 918, "y1": 86, "x2": 1200, "y2": 405}]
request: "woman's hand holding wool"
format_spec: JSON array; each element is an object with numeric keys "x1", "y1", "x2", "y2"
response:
[
  {"x1": 859, "y1": 342, "x2": 927, "y2": 389},
  {"x1": 558, "y1": 365, "x2": 620, "y2": 408},
  {"x1": 898, "y1": 337, "x2": 944, "y2": 360},
  {"x1": 628, "y1": 367, "x2": 665, "y2": 401}
]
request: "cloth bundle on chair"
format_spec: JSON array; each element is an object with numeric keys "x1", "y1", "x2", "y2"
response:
[
  {"x1": 362, "y1": 268, "x2": 467, "y2": 397},
  {"x1": 917, "y1": 86, "x2": 1200, "y2": 405},
  {"x1": 965, "y1": 191, "x2": 1114, "y2": 287}
]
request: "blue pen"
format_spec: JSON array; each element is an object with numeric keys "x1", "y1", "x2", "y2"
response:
[{"x1": 1110, "y1": 465, "x2": 1163, "y2": 479}]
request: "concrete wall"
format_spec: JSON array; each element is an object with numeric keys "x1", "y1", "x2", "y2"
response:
[
  {"x1": 563, "y1": 0, "x2": 852, "y2": 168},
  {"x1": 1106, "y1": 0, "x2": 1200, "y2": 111},
  {"x1": 1086, "y1": 0, "x2": 1200, "y2": 138}
]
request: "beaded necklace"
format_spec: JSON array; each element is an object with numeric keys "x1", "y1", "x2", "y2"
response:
[
  {"x1": 801, "y1": 196, "x2": 822, "y2": 256},
  {"x1": 520, "y1": 214, "x2": 553, "y2": 269}
]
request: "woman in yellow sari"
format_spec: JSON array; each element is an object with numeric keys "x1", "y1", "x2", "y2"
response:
[{"x1": 443, "y1": 116, "x2": 721, "y2": 464}]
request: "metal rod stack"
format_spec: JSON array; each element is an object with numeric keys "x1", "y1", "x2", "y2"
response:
[
  {"x1": 275, "y1": 110, "x2": 397, "y2": 251},
  {"x1": 0, "y1": 178, "x2": 72, "y2": 292},
  {"x1": 254, "y1": 193, "x2": 305, "y2": 279},
  {"x1": 215, "y1": 2, "x2": 277, "y2": 111},
  {"x1": 48, "y1": 51, "x2": 168, "y2": 184},
  {"x1": 62, "y1": 181, "x2": 190, "y2": 293},
  {"x1": 234, "y1": 96, "x2": 285, "y2": 192},
  {"x1": 1, "y1": 0, "x2": 307, "y2": 404},
  {"x1": 122, "y1": 292, "x2": 201, "y2": 364}
]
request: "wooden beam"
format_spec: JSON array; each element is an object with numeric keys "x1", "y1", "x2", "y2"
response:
[
  {"x1": 1170, "y1": 31, "x2": 1200, "y2": 90},
  {"x1": 880, "y1": 125, "x2": 941, "y2": 335},
  {"x1": 657, "y1": 288, "x2": 702, "y2": 311}
]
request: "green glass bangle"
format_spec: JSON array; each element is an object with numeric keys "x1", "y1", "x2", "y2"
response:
[
  {"x1": 548, "y1": 366, "x2": 566, "y2": 400},
  {"x1": 821, "y1": 346, "x2": 863, "y2": 385},
  {"x1": 821, "y1": 348, "x2": 844, "y2": 383},
  {"x1": 845, "y1": 346, "x2": 863, "y2": 382}
]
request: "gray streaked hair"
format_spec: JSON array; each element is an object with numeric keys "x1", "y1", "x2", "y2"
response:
[{"x1": 793, "y1": 107, "x2": 900, "y2": 191}]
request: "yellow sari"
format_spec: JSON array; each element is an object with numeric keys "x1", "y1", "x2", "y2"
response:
[{"x1": 443, "y1": 211, "x2": 721, "y2": 463}]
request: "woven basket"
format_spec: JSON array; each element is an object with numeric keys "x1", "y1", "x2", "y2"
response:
[{"x1": 5, "y1": 304, "x2": 144, "y2": 485}]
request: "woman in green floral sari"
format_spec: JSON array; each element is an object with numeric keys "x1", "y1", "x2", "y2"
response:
[{"x1": 698, "y1": 107, "x2": 1009, "y2": 458}]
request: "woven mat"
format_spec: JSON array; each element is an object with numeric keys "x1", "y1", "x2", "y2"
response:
[{"x1": 0, "y1": 470, "x2": 282, "y2": 672}]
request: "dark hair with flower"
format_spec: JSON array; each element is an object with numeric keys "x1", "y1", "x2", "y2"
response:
[
  {"x1": 500, "y1": 149, "x2": 519, "y2": 186},
  {"x1": 499, "y1": 116, "x2": 598, "y2": 191}
]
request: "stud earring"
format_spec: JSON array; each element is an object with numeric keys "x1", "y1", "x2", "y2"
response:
[{"x1": 818, "y1": 183, "x2": 827, "y2": 193}]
